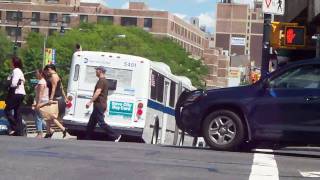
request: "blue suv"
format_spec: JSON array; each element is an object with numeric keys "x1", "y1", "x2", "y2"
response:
[{"x1": 175, "y1": 58, "x2": 320, "y2": 151}]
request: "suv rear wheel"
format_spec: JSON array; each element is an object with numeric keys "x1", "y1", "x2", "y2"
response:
[{"x1": 202, "y1": 110, "x2": 245, "y2": 151}]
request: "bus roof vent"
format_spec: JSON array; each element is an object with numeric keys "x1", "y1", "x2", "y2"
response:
[{"x1": 152, "y1": 62, "x2": 171, "y2": 74}]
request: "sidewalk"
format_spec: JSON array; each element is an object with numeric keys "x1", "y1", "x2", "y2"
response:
[{"x1": 27, "y1": 132, "x2": 76, "y2": 140}]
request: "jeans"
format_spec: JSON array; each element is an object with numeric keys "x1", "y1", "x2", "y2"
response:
[
  {"x1": 4, "y1": 94, "x2": 24, "y2": 136},
  {"x1": 86, "y1": 104, "x2": 119, "y2": 140},
  {"x1": 35, "y1": 111, "x2": 46, "y2": 133}
]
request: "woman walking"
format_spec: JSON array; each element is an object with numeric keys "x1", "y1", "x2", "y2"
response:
[
  {"x1": 33, "y1": 69, "x2": 51, "y2": 138},
  {"x1": 4, "y1": 57, "x2": 26, "y2": 136},
  {"x1": 42, "y1": 64, "x2": 68, "y2": 138}
]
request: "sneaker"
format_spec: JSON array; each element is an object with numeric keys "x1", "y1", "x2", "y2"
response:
[
  {"x1": 114, "y1": 135, "x2": 122, "y2": 142},
  {"x1": 62, "y1": 128, "x2": 68, "y2": 139}
]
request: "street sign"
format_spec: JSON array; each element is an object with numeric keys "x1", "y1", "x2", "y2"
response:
[
  {"x1": 231, "y1": 37, "x2": 246, "y2": 46},
  {"x1": 262, "y1": 0, "x2": 285, "y2": 15},
  {"x1": 44, "y1": 48, "x2": 56, "y2": 65}
]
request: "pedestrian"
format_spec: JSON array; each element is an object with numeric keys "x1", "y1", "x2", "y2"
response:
[
  {"x1": 85, "y1": 66, "x2": 121, "y2": 142},
  {"x1": 43, "y1": 64, "x2": 68, "y2": 138},
  {"x1": 75, "y1": 43, "x2": 82, "y2": 52},
  {"x1": 4, "y1": 56, "x2": 26, "y2": 136},
  {"x1": 44, "y1": 64, "x2": 67, "y2": 119},
  {"x1": 33, "y1": 69, "x2": 52, "y2": 138}
]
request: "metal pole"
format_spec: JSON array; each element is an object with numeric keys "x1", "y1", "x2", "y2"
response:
[
  {"x1": 42, "y1": 32, "x2": 47, "y2": 68},
  {"x1": 260, "y1": 13, "x2": 272, "y2": 79},
  {"x1": 13, "y1": 11, "x2": 20, "y2": 56},
  {"x1": 317, "y1": 36, "x2": 320, "y2": 58}
]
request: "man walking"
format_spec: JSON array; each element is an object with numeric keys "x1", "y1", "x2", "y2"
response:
[{"x1": 85, "y1": 66, "x2": 121, "y2": 141}]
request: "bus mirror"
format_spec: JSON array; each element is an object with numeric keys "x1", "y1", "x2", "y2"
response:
[{"x1": 107, "y1": 79, "x2": 117, "y2": 90}]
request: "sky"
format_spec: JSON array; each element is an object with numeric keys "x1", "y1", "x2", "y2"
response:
[{"x1": 81, "y1": 0, "x2": 255, "y2": 33}]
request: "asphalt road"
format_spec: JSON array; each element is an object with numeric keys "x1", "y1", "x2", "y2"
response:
[{"x1": 0, "y1": 136, "x2": 319, "y2": 180}]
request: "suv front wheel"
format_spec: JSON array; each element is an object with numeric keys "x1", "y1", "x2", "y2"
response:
[{"x1": 202, "y1": 110, "x2": 245, "y2": 151}]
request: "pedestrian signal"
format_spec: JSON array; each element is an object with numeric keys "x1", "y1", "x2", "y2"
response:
[{"x1": 284, "y1": 26, "x2": 305, "y2": 47}]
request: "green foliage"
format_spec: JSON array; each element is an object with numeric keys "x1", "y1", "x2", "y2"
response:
[
  {"x1": 1, "y1": 23, "x2": 209, "y2": 104},
  {"x1": 0, "y1": 31, "x2": 13, "y2": 100}
]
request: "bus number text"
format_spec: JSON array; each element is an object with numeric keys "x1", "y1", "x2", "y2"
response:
[{"x1": 124, "y1": 62, "x2": 136, "y2": 68}]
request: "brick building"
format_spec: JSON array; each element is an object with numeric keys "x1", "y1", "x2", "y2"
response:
[
  {"x1": 215, "y1": 1, "x2": 264, "y2": 67},
  {"x1": 0, "y1": 0, "x2": 206, "y2": 58}
]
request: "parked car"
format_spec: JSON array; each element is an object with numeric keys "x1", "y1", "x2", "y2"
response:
[
  {"x1": 175, "y1": 58, "x2": 320, "y2": 151},
  {"x1": 0, "y1": 104, "x2": 27, "y2": 136}
]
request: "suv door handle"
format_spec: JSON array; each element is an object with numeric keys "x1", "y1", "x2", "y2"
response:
[{"x1": 305, "y1": 96, "x2": 320, "y2": 101}]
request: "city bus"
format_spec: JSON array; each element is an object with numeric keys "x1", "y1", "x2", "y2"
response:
[{"x1": 63, "y1": 51, "x2": 197, "y2": 145}]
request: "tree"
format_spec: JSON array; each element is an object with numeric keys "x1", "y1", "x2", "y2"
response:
[
  {"x1": 20, "y1": 23, "x2": 208, "y2": 104},
  {"x1": 0, "y1": 30, "x2": 14, "y2": 100}
]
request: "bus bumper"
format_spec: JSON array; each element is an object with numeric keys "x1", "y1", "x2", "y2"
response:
[{"x1": 63, "y1": 118, "x2": 143, "y2": 138}]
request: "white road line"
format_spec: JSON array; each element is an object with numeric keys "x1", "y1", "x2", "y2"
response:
[
  {"x1": 299, "y1": 171, "x2": 320, "y2": 178},
  {"x1": 249, "y1": 150, "x2": 279, "y2": 180}
]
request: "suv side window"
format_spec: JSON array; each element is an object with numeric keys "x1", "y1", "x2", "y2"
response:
[{"x1": 270, "y1": 65, "x2": 320, "y2": 89}]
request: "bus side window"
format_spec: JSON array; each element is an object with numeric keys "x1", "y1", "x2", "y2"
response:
[
  {"x1": 150, "y1": 70, "x2": 157, "y2": 100},
  {"x1": 150, "y1": 70, "x2": 164, "y2": 103},
  {"x1": 73, "y1": 64, "x2": 80, "y2": 81},
  {"x1": 169, "y1": 81, "x2": 176, "y2": 107},
  {"x1": 156, "y1": 73, "x2": 164, "y2": 103}
]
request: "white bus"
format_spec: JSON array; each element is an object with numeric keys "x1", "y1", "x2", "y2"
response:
[{"x1": 63, "y1": 51, "x2": 197, "y2": 145}]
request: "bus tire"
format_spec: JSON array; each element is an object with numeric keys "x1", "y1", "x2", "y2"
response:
[{"x1": 151, "y1": 119, "x2": 159, "y2": 144}]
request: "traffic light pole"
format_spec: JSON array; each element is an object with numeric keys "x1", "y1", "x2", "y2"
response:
[{"x1": 261, "y1": 14, "x2": 272, "y2": 79}]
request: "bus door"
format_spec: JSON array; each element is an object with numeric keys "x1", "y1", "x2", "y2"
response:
[{"x1": 160, "y1": 79, "x2": 171, "y2": 144}]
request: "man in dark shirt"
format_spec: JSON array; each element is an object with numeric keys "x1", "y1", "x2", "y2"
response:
[{"x1": 85, "y1": 66, "x2": 121, "y2": 141}]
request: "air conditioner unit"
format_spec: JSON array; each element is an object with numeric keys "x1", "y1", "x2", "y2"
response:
[
  {"x1": 143, "y1": 27, "x2": 151, "y2": 31},
  {"x1": 50, "y1": 23, "x2": 58, "y2": 27},
  {"x1": 0, "y1": 20, "x2": 2, "y2": 24},
  {"x1": 4, "y1": 20, "x2": 8, "y2": 24},
  {"x1": 30, "y1": 21, "x2": 38, "y2": 26}
]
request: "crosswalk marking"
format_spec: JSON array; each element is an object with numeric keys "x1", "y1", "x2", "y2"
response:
[
  {"x1": 299, "y1": 171, "x2": 320, "y2": 178},
  {"x1": 249, "y1": 150, "x2": 279, "y2": 180}
]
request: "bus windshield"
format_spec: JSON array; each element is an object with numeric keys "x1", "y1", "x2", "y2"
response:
[{"x1": 84, "y1": 66, "x2": 133, "y2": 89}]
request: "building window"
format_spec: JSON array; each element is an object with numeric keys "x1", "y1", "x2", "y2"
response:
[
  {"x1": 80, "y1": 15, "x2": 88, "y2": 23},
  {"x1": 31, "y1": 28, "x2": 39, "y2": 33},
  {"x1": 121, "y1": 17, "x2": 137, "y2": 26},
  {"x1": 97, "y1": 16, "x2": 113, "y2": 24},
  {"x1": 6, "y1": 27, "x2": 21, "y2": 36},
  {"x1": 49, "y1": 13, "x2": 58, "y2": 23},
  {"x1": 62, "y1": 14, "x2": 71, "y2": 24},
  {"x1": 48, "y1": 29, "x2": 57, "y2": 36},
  {"x1": 144, "y1": 18, "x2": 152, "y2": 28},
  {"x1": 32, "y1": 12, "x2": 40, "y2": 22},
  {"x1": 6, "y1": 11, "x2": 22, "y2": 21},
  {"x1": 171, "y1": 22, "x2": 174, "y2": 31}
]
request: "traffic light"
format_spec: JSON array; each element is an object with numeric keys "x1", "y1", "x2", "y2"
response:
[
  {"x1": 284, "y1": 26, "x2": 305, "y2": 47},
  {"x1": 270, "y1": 22, "x2": 281, "y2": 48},
  {"x1": 269, "y1": 22, "x2": 305, "y2": 49}
]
